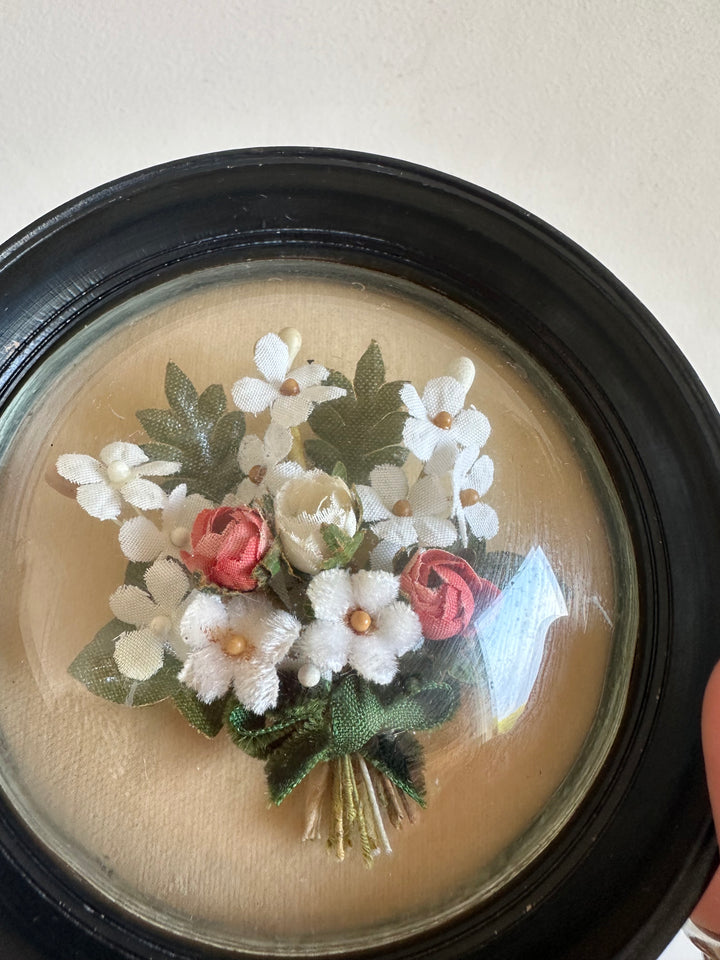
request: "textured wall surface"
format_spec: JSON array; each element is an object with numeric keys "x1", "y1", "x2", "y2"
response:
[{"x1": 1, "y1": 2, "x2": 718, "y2": 957}]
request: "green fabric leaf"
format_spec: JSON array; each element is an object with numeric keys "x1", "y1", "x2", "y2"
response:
[
  {"x1": 172, "y1": 686, "x2": 228, "y2": 737},
  {"x1": 68, "y1": 619, "x2": 182, "y2": 706},
  {"x1": 137, "y1": 362, "x2": 246, "y2": 503},
  {"x1": 227, "y1": 671, "x2": 460, "y2": 805},
  {"x1": 477, "y1": 549, "x2": 524, "y2": 589},
  {"x1": 319, "y1": 524, "x2": 365, "y2": 570},
  {"x1": 362, "y1": 731, "x2": 425, "y2": 806},
  {"x1": 306, "y1": 342, "x2": 408, "y2": 485},
  {"x1": 165, "y1": 361, "x2": 199, "y2": 416}
]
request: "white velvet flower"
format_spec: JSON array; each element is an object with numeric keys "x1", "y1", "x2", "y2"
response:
[
  {"x1": 57, "y1": 442, "x2": 181, "y2": 521},
  {"x1": 231, "y1": 332, "x2": 346, "y2": 428},
  {"x1": 449, "y1": 446, "x2": 499, "y2": 546},
  {"x1": 231, "y1": 423, "x2": 304, "y2": 505},
  {"x1": 118, "y1": 483, "x2": 212, "y2": 562},
  {"x1": 109, "y1": 558, "x2": 192, "y2": 681},
  {"x1": 178, "y1": 592, "x2": 301, "y2": 713},
  {"x1": 274, "y1": 470, "x2": 357, "y2": 574},
  {"x1": 356, "y1": 464, "x2": 457, "y2": 553},
  {"x1": 297, "y1": 568, "x2": 422, "y2": 685},
  {"x1": 400, "y1": 376, "x2": 491, "y2": 463}
]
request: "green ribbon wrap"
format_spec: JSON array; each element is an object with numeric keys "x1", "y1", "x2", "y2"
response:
[{"x1": 227, "y1": 672, "x2": 461, "y2": 805}]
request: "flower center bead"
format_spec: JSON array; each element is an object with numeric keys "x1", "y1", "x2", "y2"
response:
[
  {"x1": 459, "y1": 488, "x2": 481, "y2": 507},
  {"x1": 298, "y1": 663, "x2": 321, "y2": 687},
  {"x1": 107, "y1": 459, "x2": 132, "y2": 484},
  {"x1": 279, "y1": 377, "x2": 300, "y2": 396},
  {"x1": 221, "y1": 632, "x2": 251, "y2": 657},
  {"x1": 349, "y1": 609, "x2": 372, "y2": 634},
  {"x1": 170, "y1": 525, "x2": 190, "y2": 548},
  {"x1": 432, "y1": 411, "x2": 453, "y2": 430},
  {"x1": 150, "y1": 615, "x2": 172, "y2": 637},
  {"x1": 392, "y1": 499, "x2": 413, "y2": 517},
  {"x1": 248, "y1": 464, "x2": 267, "y2": 485}
]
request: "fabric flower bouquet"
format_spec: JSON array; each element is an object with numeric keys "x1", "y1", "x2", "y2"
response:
[{"x1": 57, "y1": 329, "x2": 567, "y2": 864}]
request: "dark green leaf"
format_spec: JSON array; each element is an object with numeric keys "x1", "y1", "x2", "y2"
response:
[
  {"x1": 307, "y1": 342, "x2": 408, "y2": 485},
  {"x1": 68, "y1": 619, "x2": 181, "y2": 706},
  {"x1": 172, "y1": 687, "x2": 227, "y2": 737},
  {"x1": 142, "y1": 441, "x2": 185, "y2": 463},
  {"x1": 165, "y1": 361, "x2": 199, "y2": 416},
  {"x1": 209, "y1": 411, "x2": 246, "y2": 462},
  {"x1": 136, "y1": 408, "x2": 189, "y2": 445},
  {"x1": 197, "y1": 383, "x2": 227, "y2": 422},
  {"x1": 477, "y1": 549, "x2": 524, "y2": 589},
  {"x1": 353, "y1": 340, "x2": 385, "y2": 402},
  {"x1": 331, "y1": 461, "x2": 348, "y2": 482},
  {"x1": 363, "y1": 731, "x2": 425, "y2": 805}
]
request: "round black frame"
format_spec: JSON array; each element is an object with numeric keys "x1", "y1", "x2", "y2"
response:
[{"x1": 0, "y1": 147, "x2": 717, "y2": 960}]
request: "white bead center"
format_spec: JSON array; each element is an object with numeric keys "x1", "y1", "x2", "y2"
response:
[
  {"x1": 107, "y1": 460, "x2": 132, "y2": 484},
  {"x1": 298, "y1": 663, "x2": 321, "y2": 688},
  {"x1": 170, "y1": 526, "x2": 190, "y2": 548},
  {"x1": 150, "y1": 615, "x2": 172, "y2": 637}
]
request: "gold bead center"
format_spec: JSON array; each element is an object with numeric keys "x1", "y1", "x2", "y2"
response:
[
  {"x1": 432, "y1": 410, "x2": 453, "y2": 430},
  {"x1": 280, "y1": 377, "x2": 300, "y2": 396},
  {"x1": 392, "y1": 498, "x2": 413, "y2": 517},
  {"x1": 349, "y1": 609, "x2": 372, "y2": 634},
  {"x1": 220, "y1": 632, "x2": 251, "y2": 657},
  {"x1": 248, "y1": 464, "x2": 267, "y2": 485},
  {"x1": 459, "y1": 488, "x2": 481, "y2": 507}
]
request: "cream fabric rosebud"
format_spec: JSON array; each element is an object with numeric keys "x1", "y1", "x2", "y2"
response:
[{"x1": 274, "y1": 470, "x2": 357, "y2": 574}]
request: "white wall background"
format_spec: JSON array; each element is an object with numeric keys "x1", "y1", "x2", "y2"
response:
[{"x1": 1, "y1": 2, "x2": 718, "y2": 956}]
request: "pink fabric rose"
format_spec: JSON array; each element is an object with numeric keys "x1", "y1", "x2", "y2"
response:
[
  {"x1": 400, "y1": 549, "x2": 500, "y2": 640},
  {"x1": 181, "y1": 506, "x2": 272, "y2": 591}
]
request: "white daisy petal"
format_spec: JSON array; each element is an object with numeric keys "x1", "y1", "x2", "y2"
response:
[
  {"x1": 253, "y1": 608, "x2": 301, "y2": 658},
  {"x1": 351, "y1": 569, "x2": 399, "y2": 616},
  {"x1": 422, "y1": 376, "x2": 467, "y2": 419},
  {"x1": 233, "y1": 662, "x2": 281, "y2": 714},
  {"x1": 403, "y1": 417, "x2": 441, "y2": 461},
  {"x1": 465, "y1": 502, "x2": 500, "y2": 540},
  {"x1": 77, "y1": 482, "x2": 123, "y2": 520},
  {"x1": 234, "y1": 477, "x2": 262, "y2": 505},
  {"x1": 56, "y1": 454, "x2": 105, "y2": 485},
  {"x1": 399, "y1": 383, "x2": 428, "y2": 421},
  {"x1": 308, "y1": 568, "x2": 354, "y2": 621},
  {"x1": 355, "y1": 485, "x2": 392, "y2": 523},
  {"x1": 114, "y1": 629, "x2": 165, "y2": 681},
  {"x1": 119, "y1": 516, "x2": 167, "y2": 562},
  {"x1": 254, "y1": 332, "x2": 290, "y2": 384},
  {"x1": 369, "y1": 540, "x2": 401, "y2": 571},
  {"x1": 266, "y1": 459, "x2": 304, "y2": 495},
  {"x1": 120, "y1": 477, "x2": 168, "y2": 512},
  {"x1": 298, "y1": 620, "x2": 353, "y2": 675},
  {"x1": 469, "y1": 455, "x2": 494, "y2": 497},
  {"x1": 270, "y1": 393, "x2": 315, "y2": 427},
  {"x1": 171, "y1": 487, "x2": 212, "y2": 529},
  {"x1": 375, "y1": 601, "x2": 423, "y2": 655},
  {"x1": 180, "y1": 593, "x2": 228, "y2": 649},
  {"x1": 413, "y1": 515, "x2": 458, "y2": 548},
  {"x1": 423, "y1": 441, "x2": 459, "y2": 477},
  {"x1": 144, "y1": 558, "x2": 190, "y2": 610},
  {"x1": 451, "y1": 408, "x2": 491, "y2": 449},
  {"x1": 347, "y1": 640, "x2": 399, "y2": 686},
  {"x1": 100, "y1": 442, "x2": 149, "y2": 468},
  {"x1": 110, "y1": 585, "x2": 158, "y2": 626},
  {"x1": 264, "y1": 422, "x2": 294, "y2": 461},
  {"x1": 179, "y1": 643, "x2": 236, "y2": 702},
  {"x1": 409, "y1": 475, "x2": 450, "y2": 518},
  {"x1": 237, "y1": 434, "x2": 267, "y2": 473},
  {"x1": 372, "y1": 516, "x2": 418, "y2": 548},
  {"x1": 232, "y1": 377, "x2": 279, "y2": 415},
  {"x1": 291, "y1": 362, "x2": 329, "y2": 389},
  {"x1": 368, "y1": 464, "x2": 408, "y2": 508}
]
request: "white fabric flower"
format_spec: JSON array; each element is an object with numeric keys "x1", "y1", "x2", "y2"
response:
[
  {"x1": 274, "y1": 469, "x2": 357, "y2": 574},
  {"x1": 400, "y1": 376, "x2": 491, "y2": 463},
  {"x1": 232, "y1": 332, "x2": 346, "y2": 428},
  {"x1": 118, "y1": 483, "x2": 212, "y2": 562},
  {"x1": 178, "y1": 592, "x2": 301, "y2": 713},
  {"x1": 231, "y1": 423, "x2": 304, "y2": 505},
  {"x1": 297, "y1": 569, "x2": 422, "y2": 685},
  {"x1": 57, "y1": 442, "x2": 181, "y2": 521},
  {"x1": 450, "y1": 446, "x2": 499, "y2": 546},
  {"x1": 356, "y1": 464, "x2": 457, "y2": 552},
  {"x1": 109, "y1": 558, "x2": 192, "y2": 681}
]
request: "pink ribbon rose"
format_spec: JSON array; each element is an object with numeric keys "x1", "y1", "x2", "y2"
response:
[
  {"x1": 400, "y1": 548, "x2": 500, "y2": 640},
  {"x1": 181, "y1": 505, "x2": 272, "y2": 591}
]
